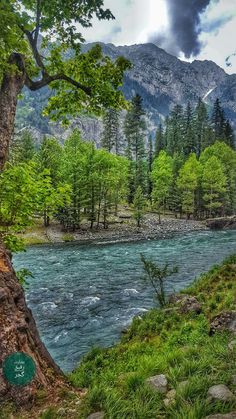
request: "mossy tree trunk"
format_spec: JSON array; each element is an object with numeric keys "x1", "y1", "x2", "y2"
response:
[{"x1": 0, "y1": 55, "x2": 66, "y2": 407}]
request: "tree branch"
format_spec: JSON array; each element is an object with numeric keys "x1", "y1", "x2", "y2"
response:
[
  {"x1": 34, "y1": 0, "x2": 42, "y2": 45},
  {"x1": 25, "y1": 73, "x2": 92, "y2": 96}
]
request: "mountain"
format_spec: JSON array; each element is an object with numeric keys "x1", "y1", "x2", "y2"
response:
[{"x1": 15, "y1": 42, "x2": 236, "y2": 143}]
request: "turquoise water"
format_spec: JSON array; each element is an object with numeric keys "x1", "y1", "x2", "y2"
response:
[{"x1": 13, "y1": 230, "x2": 236, "y2": 372}]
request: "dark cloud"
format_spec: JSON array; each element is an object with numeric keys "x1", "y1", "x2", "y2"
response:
[
  {"x1": 150, "y1": 0, "x2": 222, "y2": 58},
  {"x1": 226, "y1": 52, "x2": 236, "y2": 67}
]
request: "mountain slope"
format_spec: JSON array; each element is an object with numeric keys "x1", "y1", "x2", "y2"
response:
[{"x1": 16, "y1": 42, "x2": 236, "y2": 142}]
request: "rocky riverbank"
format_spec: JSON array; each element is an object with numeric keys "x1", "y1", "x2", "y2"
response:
[{"x1": 21, "y1": 213, "x2": 207, "y2": 246}]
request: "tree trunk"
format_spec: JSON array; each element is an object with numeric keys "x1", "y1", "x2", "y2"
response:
[
  {"x1": 0, "y1": 54, "x2": 26, "y2": 171},
  {"x1": 0, "y1": 246, "x2": 64, "y2": 406},
  {"x1": 0, "y1": 55, "x2": 66, "y2": 407}
]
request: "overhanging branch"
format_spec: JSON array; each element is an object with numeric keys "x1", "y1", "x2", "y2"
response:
[{"x1": 25, "y1": 73, "x2": 92, "y2": 96}]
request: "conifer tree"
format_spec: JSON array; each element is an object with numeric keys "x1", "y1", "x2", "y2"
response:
[
  {"x1": 147, "y1": 134, "x2": 154, "y2": 200},
  {"x1": 183, "y1": 102, "x2": 196, "y2": 157},
  {"x1": 166, "y1": 105, "x2": 184, "y2": 155},
  {"x1": 194, "y1": 98, "x2": 209, "y2": 156},
  {"x1": 124, "y1": 94, "x2": 147, "y2": 201},
  {"x1": 211, "y1": 98, "x2": 226, "y2": 140},
  {"x1": 154, "y1": 123, "x2": 164, "y2": 157},
  {"x1": 101, "y1": 108, "x2": 121, "y2": 154}
]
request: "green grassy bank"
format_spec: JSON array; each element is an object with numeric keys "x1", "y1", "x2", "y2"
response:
[{"x1": 69, "y1": 255, "x2": 236, "y2": 418}]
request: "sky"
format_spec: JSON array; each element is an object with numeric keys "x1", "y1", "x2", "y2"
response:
[{"x1": 82, "y1": 0, "x2": 236, "y2": 74}]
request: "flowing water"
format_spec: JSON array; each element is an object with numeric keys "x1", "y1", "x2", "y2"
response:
[{"x1": 13, "y1": 230, "x2": 236, "y2": 372}]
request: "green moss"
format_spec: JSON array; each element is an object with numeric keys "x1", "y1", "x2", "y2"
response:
[
  {"x1": 62, "y1": 233, "x2": 75, "y2": 242},
  {"x1": 69, "y1": 255, "x2": 236, "y2": 418}
]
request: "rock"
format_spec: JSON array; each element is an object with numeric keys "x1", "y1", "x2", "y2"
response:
[
  {"x1": 205, "y1": 413, "x2": 236, "y2": 419},
  {"x1": 206, "y1": 216, "x2": 236, "y2": 230},
  {"x1": 228, "y1": 340, "x2": 236, "y2": 350},
  {"x1": 169, "y1": 294, "x2": 202, "y2": 314},
  {"x1": 207, "y1": 384, "x2": 235, "y2": 402},
  {"x1": 210, "y1": 312, "x2": 236, "y2": 335},
  {"x1": 146, "y1": 374, "x2": 168, "y2": 394},
  {"x1": 163, "y1": 398, "x2": 172, "y2": 407},
  {"x1": 87, "y1": 413, "x2": 105, "y2": 419}
]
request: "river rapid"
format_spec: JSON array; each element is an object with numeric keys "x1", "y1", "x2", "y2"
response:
[{"x1": 13, "y1": 230, "x2": 236, "y2": 372}]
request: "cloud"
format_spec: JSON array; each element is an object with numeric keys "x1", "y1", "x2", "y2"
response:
[
  {"x1": 226, "y1": 52, "x2": 236, "y2": 68},
  {"x1": 201, "y1": 14, "x2": 233, "y2": 34},
  {"x1": 149, "y1": 0, "x2": 220, "y2": 58}
]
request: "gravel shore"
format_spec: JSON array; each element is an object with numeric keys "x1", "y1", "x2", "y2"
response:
[{"x1": 24, "y1": 213, "x2": 208, "y2": 246}]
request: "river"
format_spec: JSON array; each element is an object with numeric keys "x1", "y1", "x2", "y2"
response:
[{"x1": 13, "y1": 230, "x2": 236, "y2": 372}]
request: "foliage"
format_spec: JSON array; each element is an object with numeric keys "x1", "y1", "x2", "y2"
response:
[
  {"x1": 151, "y1": 151, "x2": 173, "y2": 221},
  {"x1": 16, "y1": 268, "x2": 34, "y2": 287},
  {"x1": 133, "y1": 186, "x2": 146, "y2": 227},
  {"x1": 141, "y1": 254, "x2": 178, "y2": 307},
  {"x1": 0, "y1": 0, "x2": 131, "y2": 120}
]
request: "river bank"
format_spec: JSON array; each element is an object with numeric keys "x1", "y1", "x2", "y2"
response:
[
  {"x1": 6, "y1": 255, "x2": 236, "y2": 418},
  {"x1": 20, "y1": 213, "x2": 207, "y2": 246}
]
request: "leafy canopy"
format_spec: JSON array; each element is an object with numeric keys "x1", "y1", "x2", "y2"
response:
[{"x1": 0, "y1": 0, "x2": 131, "y2": 121}]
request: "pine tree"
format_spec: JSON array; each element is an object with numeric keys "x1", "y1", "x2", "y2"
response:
[
  {"x1": 124, "y1": 94, "x2": 147, "y2": 201},
  {"x1": 224, "y1": 119, "x2": 235, "y2": 149},
  {"x1": 211, "y1": 98, "x2": 226, "y2": 140},
  {"x1": 194, "y1": 98, "x2": 209, "y2": 156},
  {"x1": 166, "y1": 105, "x2": 184, "y2": 155},
  {"x1": 154, "y1": 123, "x2": 164, "y2": 157},
  {"x1": 101, "y1": 108, "x2": 121, "y2": 154},
  {"x1": 183, "y1": 102, "x2": 196, "y2": 157},
  {"x1": 147, "y1": 135, "x2": 154, "y2": 201}
]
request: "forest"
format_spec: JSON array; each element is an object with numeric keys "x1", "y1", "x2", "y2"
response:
[{"x1": 1, "y1": 93, "x2": 235, "y2": 251}]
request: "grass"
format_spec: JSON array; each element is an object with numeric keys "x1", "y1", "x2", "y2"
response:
[
  {"x1": 68, "y1": 255, "x2": 236, "y2": 418},
  {"x1": 2, "y1": 256, "x2": 236, "y2": 418}
]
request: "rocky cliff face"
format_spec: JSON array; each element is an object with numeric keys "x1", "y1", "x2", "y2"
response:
[{"x1": 16, "y1": 42, "x2": 236, "y2": 143}]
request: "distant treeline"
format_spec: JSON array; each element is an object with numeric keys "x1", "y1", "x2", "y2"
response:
[{"x1": 1, "y1": 95, "x2": 235, "y2": 245}]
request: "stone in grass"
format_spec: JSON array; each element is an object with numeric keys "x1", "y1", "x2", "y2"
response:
[
  {"x1": 87, "y1": 413, "x2": 105, "y2": 419},
  {"x1": 169, "y1": 294, "x2": 202, "y2": 314},
  {"x1": 210, "y1": 311, "x2": 236, "y2": 335},
  {"x1": 207, "y1": 384, "x2": 235, "y2": 403},
  {"x1": 205, "y1": 412, "x2": 236, "y2": 419},
  {"x1": 146, "y1": 374, "x2": 168, "y2": 394},
  {"x1": 228, "y1": 340, "x2": 236, "y2": 350},
  {"x1": 163, "y1": 389, "x2": 176, "y2": 407}
]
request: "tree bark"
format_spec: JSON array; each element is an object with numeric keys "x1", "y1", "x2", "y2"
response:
[
  {"x1": 0, "y1": 245, "x2": 64, "y2": 406},
  {"x1": 0, "y1": 54, "x2": 66, "y2": 407},
  {"x1": 0, "y1": 54, "x2": 26, "y2": 171}
]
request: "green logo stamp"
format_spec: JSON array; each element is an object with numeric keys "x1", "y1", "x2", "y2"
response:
[{"x1": 3, "y1": 352, "x2": 36, "y2": 387}]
